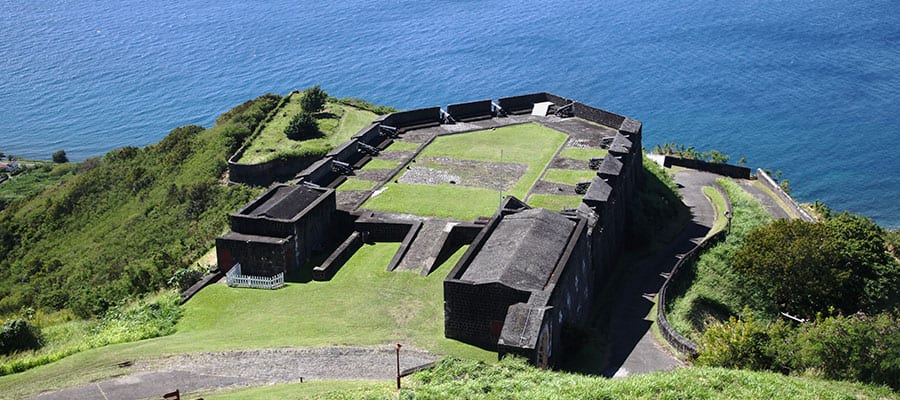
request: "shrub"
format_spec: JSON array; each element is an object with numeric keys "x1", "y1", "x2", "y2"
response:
[
  {"x1": 51, "y1": 150, "x2": 68, "y2": 163},
  {"x1": 0, "y1": 319, "x2": 43, "y2": 355},
  {"x1": 168, "y1": 268, "x2": 203, "y2": 292},
  {"x1": 284, "y1": 111, "x2": 319, "y2": 140},
  {"x1": 300, "y1": 85, "x2": 328, "y2": 114}
]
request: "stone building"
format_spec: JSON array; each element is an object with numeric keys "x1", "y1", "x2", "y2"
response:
[{"x1": 216, "y1": 184, "x2": 335, "y2": 277}]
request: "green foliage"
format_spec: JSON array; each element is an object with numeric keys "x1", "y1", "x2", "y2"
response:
[
  {"x1": 651, "y1": 142, "x2": 734, "y2": 164},
  {"x1": 0, "y1": 319, "x2": 43, "y2": 355},
  {"x1": 51, "y1": 150, "x2": 67, "y2": 164},
  {"x1": 0, "y1": 292, "x2": 181, "y2": 376},
  {"x1": 0, "y1": 95, "x2": 271, "y2": 318},
  {"x1": 734, "y1": 213, "x2": 895, "y2": 317},
  {"x1": 300, "y1": 85, "x2": 328, "y2": 114},
  {"x1": 625, "y1": 158, "x2": 690, "y2": 250},
  {"x1": 215, "y1": 93, "x2": 281, "y2": 126},
  {"x1": 168, "y1": 268, "x2": 203, "y2": 291},
  {"x1": 668, "y1": 180, "x2": 775, "y2": 336},
  {"x1": 698, "y1": 311, "x2": 900, "y2": 390},
  {"x1": 284, "y1": 111, "x2": 320, "y2": 140}
]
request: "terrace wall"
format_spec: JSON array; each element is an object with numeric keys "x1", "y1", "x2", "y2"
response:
[
  {"x1": 662, "y1": 156, "x2": 751, "y2": 179},
  {"x1": 313, "y1": 232, "x2": 364, "y2": 281},
  {"x1": 381, "y1": 107, "x2": 442, "y2": 130},
  {"x1": 497, "y1": 93, "x2": 568, "y2": 115},
  {"x1": 572, "y1": 102, "x2": 626, "y2": 130},
  {"x1": 447, "y1": 99, "x2": 494, "y2": 122}
]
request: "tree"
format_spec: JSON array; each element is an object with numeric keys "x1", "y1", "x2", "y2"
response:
[
  {"x1": 284, "y1": 111, "x2": 319, "y2": 140},
  {"x1": 0, "y1": 318, "x2": 43, "y2": 355},
  {"x1": 52, "y1": 150, "x2": 68, "y2": 163},
  {"x1": 733, "y1": 214, "x2": 895, "y2": 317},
  {"x1": 300, "y1": 85, "x2": 328, "y2": 114}
]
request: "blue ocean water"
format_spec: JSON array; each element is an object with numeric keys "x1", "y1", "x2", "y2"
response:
[{"x1": 1, "y1": 1, "x2": 898, "y2": 226}]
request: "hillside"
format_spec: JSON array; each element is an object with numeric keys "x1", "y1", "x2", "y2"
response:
[{"x1": 0, "y1": 94, "x2": 280, "y2": 318}]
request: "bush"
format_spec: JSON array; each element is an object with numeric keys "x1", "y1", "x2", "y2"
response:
[
  {"x1": 300, "y1": 85, "x2": 328, "y2": 114},
  {"x1": 168, "y1": 268, "x2": 203, "y2": 292},
  {"x1": 284, "y1": 111, "x2": 319, "y2": 140},
  {"x1": 0, "y1": 319, "x2": 43, "y2": 355},
  {"x1": 51, "y1": 150, "x2": 68, "y2": 163}
]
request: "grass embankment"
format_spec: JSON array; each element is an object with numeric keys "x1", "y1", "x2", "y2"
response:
[
  {"x1": 0, "y1": 244, "x2": 490, "y2": 399},
  {"x1": 363, "y1": 123, "x2": 567, "y2": 220},
  {"x1": 0, "y1": 162, "x2": 76, "y2": 208},
  {"x1": 198, "y1": 357, "x2": 898, "y2": 400},
  {"x1": 335, "y1": 178, "x2": 377, "y2": 191},
  {"x1": 237, "y1": 94, "x2": 378, "y2": 164},
  {"x1": 667, "y1": 179, "x2": 774, "y2": 338},
  {"x1": 702, "y1": 185, "x2": 728, "y2": 236}
]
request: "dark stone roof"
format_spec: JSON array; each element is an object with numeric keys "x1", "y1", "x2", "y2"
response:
[
  {"x1": 598, "y1": 155, "x2": 623, "y2": 178},
  {"x1": 219, "y1": 231, "x2": 290, "y2": 244},
  {"x1": 619, "y1": 118, "x2": 642, "y2": 134},
  {"x1": 241, "y1": 185, "x2": 322, "y2": 220},
  {"x1": 461, "y1": 208, "x2": 575, "y2": 291},
  {"x1": 609, "y1": 134, "x2": 633, "y2": 154}
]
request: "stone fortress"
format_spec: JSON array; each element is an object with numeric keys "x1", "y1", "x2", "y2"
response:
[{"x1": 215, "y1": 92, "x2": 642, "y2": 368}]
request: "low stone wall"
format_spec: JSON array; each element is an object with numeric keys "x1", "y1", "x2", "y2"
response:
[
  {"x1": 662, "y1": 156, "x2": 751, "y2": 179},
  {"x1": 313, "y1": 232, "x2": 364, "y2": 281},
  {"x1": 386, "y1": 220, "x2": 423, "y2": 272},
  {"x1": 447, "y1": 99, "x2": 493, "y2": 122},
  {"x1": 180, "y1": 270, "x2": 224, "y2": 304},
  {"x1": 572, "y1": 102, "x2": 625, "y2": 129},
  {"x1": 497, "y1": 93, "x2": 567, "y2": 115},
  {"x1": 227, "y1": 92, "x2": 295, "y2": 186},
  {"x1": 757, "y1": 168, "x2": 815, "y2": 221},
  {"x1": 230, "y1": 154, "x2": 324, "y2": 186},
  {"x1": 381, "y1": 107, "x2": 442, "y2": 130}
]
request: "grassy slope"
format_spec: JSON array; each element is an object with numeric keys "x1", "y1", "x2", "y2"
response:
[
  {"x1": 0, "y1": 162, "x2": 76, "y2": 207},
  {"x1": 363, "y1": 123, "x2": 566, "y2": 220},
  {"x1": 703, "y1": 185, "x2": 728, "y2": 237},
  {"x1": 667, "y1": 179, "x2": 774, "y2": 338},
  {"x1": 0, "y1": 244, "x2": 489, "y2": 399},
  {"x1": 237, "y1": 95, "x2": 377, "y2": 164},
  {"x1": 201, "y1": 358, "x2": 898, "y2": 400}
]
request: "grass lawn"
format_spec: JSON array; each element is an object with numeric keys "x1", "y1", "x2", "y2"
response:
[
  {"x1": 702, "y1": 185, "x2": 728, "y2": 237},
  {"x1": 360, "y1": 158, "x2": 400, "y2": 171},
  {"x1": 362, "y1": 123, "x2": 567, "y2": 219},
  {"x1": 237, "y1": 96, "x2": 377, "y2": 164},
  {"x1": 559, "y1": 147, "x2": 608, "y2": 161},
  {"x1": 197, "y1": 380, "x2": 390, "y2": 400},
  {"x1": 0, "y1": 244, "x2": 489, "y2": 399},
  {"x1": 526, "y1": 194, "x2": 583, "y2": 211},
  {"x1": 541, "y1": 169, "x2": 597, "y2": 186},
  {"x1": 336, "y1": 177, "x2": 377, "y2": 191}
]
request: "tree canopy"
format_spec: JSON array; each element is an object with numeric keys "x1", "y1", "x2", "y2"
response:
[
  {"x1": 284, "y1": 111, "x2": 319, "y2": 140},
  {"x1": 734, "y1": 213, "x2": 897, "y2": 317},
  {"x1": 299, "y1": 85, "x2": 328, "y2": 114}
]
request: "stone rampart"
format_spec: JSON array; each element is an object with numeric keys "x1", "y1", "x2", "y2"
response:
[
  {"x1": 497, "y1": 93, "x2": 568, "y2": 115},
  {"x1": 447, "y1": 99, "x2": 494, "y2": 122},
  {"x1": 381, "y1": 107, "x2": 442, "y2": 130},
  {"x1": 572, "y1": 102, "x2": 625, "y2": 129},
  {"x1": 227, "y1": 92, "x2": 295, "y2": 186}
]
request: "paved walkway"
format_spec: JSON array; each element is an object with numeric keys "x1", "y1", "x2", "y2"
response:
[
  {"x1": 736, "y1": 180, "x2": 791, "y2": 220},
  {"x1": 32, "y1": 347, "x2": 438, "y2": 400},
  {"x1": 601, "y1": 170, "x2": 719, "y2": 377}
]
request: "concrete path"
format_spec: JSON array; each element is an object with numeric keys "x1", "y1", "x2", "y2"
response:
[
  {"x1": 31, "y1": 347, "x2": 438, "y2": 400},
  {"x1": 601, "y1": 170, "x2": 719, "y2": 377},
  {"x1": 736, "y1": 180, "x2": 790, "y2": 220}
]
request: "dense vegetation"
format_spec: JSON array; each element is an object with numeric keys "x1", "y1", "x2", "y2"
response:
[
  {"x1": 651, "y1": 142, "x2": 736, "y2": 164},
  {"x1": 0, "y1": 162, "x2": 78, "y2": 210},
  {"x1": 0, "y1": 94, "x2": 278, "y2": 318}
]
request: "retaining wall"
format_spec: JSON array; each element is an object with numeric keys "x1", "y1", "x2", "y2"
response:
[
  {"x1": 381, "y1": 107, "x2": 442, "y2": 130},
  {"x1": 447, "y1": 99, "x2": 494, "y2": 122},
  {"x1": 757, "y1": 168, "x2": 815, "y2": 221},
  {"x1": 313, "y1": 232, "x2": 364, "y2": 281},
  {"x1": 497, "y1": 93, "x2": 568, "y2": 115},
  {"x1": 572, "y1": 102, "x2": 625, "y2": 129},
  {"x1": 661, "y1": 156, "x2": 751, "y2": 179}
]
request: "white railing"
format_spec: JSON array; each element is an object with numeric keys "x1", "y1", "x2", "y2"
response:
[{"x1": 225, "y1": 263, "x2": 284, "y2": 289}]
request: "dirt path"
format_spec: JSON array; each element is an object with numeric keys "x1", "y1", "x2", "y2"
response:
[{"x1": 32, "y1": 347, "x2": 439, "y2": 400}]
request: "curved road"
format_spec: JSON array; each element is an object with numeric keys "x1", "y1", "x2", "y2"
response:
[{"x1": 601, "y1": 170, "x2": 719, "y2": 377}]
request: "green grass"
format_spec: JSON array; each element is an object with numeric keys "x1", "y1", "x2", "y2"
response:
[
  {"x1": 362, "y1": 124, "x2": 567, "y2": 219},
  {"x1": 198, "y1": 380, "x2": 390, "y2": 400},
  {"x1": 210, "y1": 357, "x2": 899, "y2": 400},
  {"x1": 540, "y1": 168, "x2": 596, "y2": 186},
  {"x1": 526, "y1": 194, "x2": 582, "y2": 211},
  {"x1": 752, "y1": 180, "x2": 802, "y2": 219},
  {"x1": 384, "y1": 140, "x2": 421, "y2": 152},
  {"x1": 558, "y1": 147, "x2": 608, "y2": 161},
  {"x1": 360, "y1": 158, "x2": 400, "y2": 171},
  {"x1": 667, "y1": 179, "x2": 774, "y2": 339},
  {"x1": 0, "y1": 244, "x2": 489, "y2": 399},
  {"x1": 336, "y1": 178, "x2": 376, "y2": 191},
  {"x1": 0, "y1": 163, "x2": 76, "y2": 207},
  {"x1": 703, "y1": 185, "x2": 728, "y2": 237},
  {"x1": 237, "y1": 96, "x2": 377, "y2": 164}
]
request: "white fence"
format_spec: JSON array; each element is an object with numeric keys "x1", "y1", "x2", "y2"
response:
[{"x1": 225, "y1": 263, "x2": 284, "y2": 289}]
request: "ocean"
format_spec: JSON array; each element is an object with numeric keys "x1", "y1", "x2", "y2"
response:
[{"x1": 1, "y1": 0, "x2": 898, "y2": 226}]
